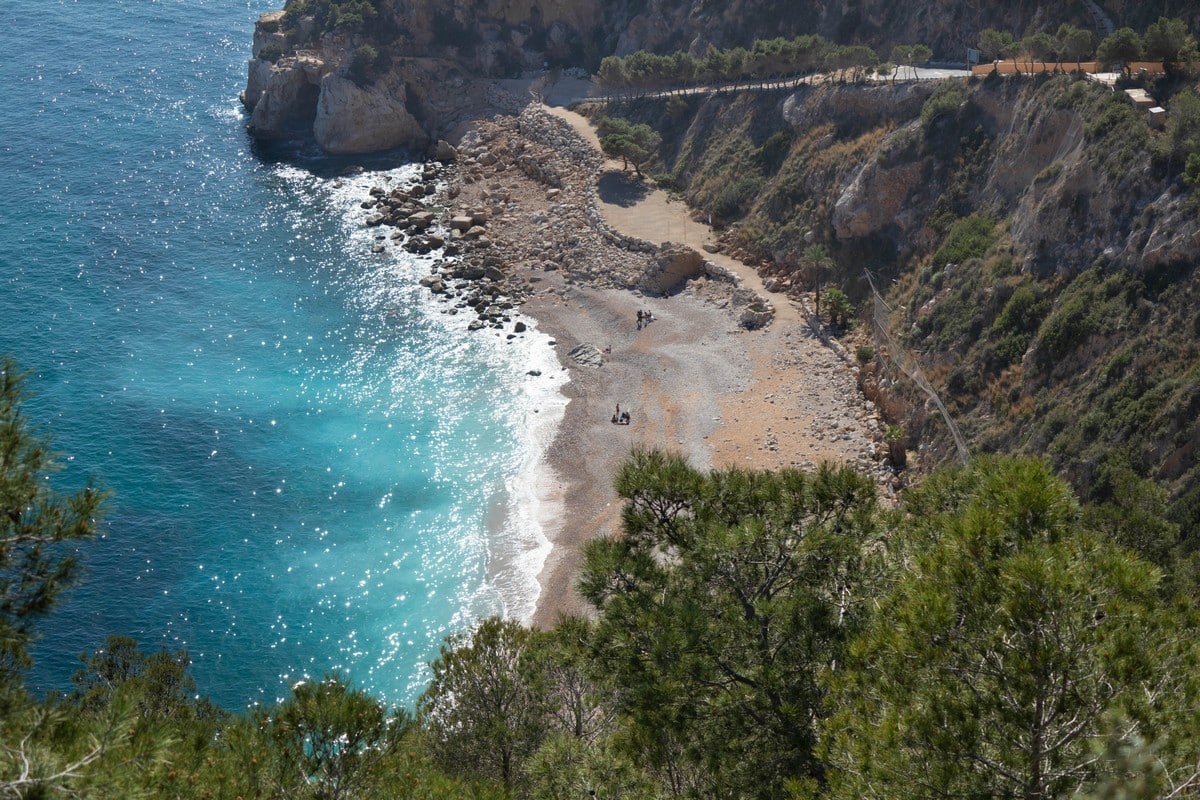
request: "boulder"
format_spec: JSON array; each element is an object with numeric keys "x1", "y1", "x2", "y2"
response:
[
  {"x1": 408, "y1": 211, "x2": 436, "y2": 229},
  {"x1": 639, "y1": 244, "x2": 706, "y2": 294},
  {"x1": 567, "y1": 343, "x2": 604, "y2": 368}
]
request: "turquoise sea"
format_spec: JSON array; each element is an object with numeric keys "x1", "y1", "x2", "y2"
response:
[{"x1": 1, "y1": 0, "x2": 565, "y2": 708}]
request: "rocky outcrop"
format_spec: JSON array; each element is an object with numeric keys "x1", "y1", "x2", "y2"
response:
[
  {"x1": 245, "y1": 53, "x2": 330, "y2": 140},
  {"x1": 826, "y1": 77, "x2": 1200, "y2": 279},
  {"x1": 312, "y1": 74, "x2": 428, "y2": 154},
  {"x1": 242, "y1": 0, "x2": 1093, "y2": 156},
  {"x1": 832, "y1": 131, "x2": 929, "y2": 241},
  {"x1": 639, "y1": 244, "x2": 707, "y2": 294}
]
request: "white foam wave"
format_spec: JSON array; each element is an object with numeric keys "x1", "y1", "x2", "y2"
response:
[
  {"x1": 490, "y1": 320, "x2": 568, "y2": 623},
  {"x1": 279, "y1": 161, "x2": 571, "y2": 626}
]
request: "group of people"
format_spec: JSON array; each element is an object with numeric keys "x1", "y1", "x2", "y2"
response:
[{"x1": 612, "y1": 312, "x2": 655, "y2": 425}]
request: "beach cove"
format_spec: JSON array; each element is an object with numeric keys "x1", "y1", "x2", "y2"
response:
[{"x1": 395, "y1": 85, "x2": 898, "y2": 624}]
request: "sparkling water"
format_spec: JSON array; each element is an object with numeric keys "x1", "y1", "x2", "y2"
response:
[{"x1": 1, "y1": 0, "x2": 565, "y2": 708}]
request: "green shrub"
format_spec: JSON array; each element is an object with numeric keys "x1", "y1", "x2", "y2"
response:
[
  {"x1": 665, "y1": 94, "x2": 690, "y2": 118},
  {"x1": 1036, "y1": 292, "x2": 1096, "y2": 365},
  {"x1": 711, "y1": 173, "x2": 763, "y2": 219},
  {"x1": 991, "y1": 284, "x2": 1049, "y2": 339},
  {"x1": 885, "y1": 424, "x2": 907, "y2": 467},
  {"x1": 258, "y1": 43, "x2": 285, "y2": 63},
  {"x1": 331, "y1": 0, "x2": 377, "y2": 30},
  {"x1": 1034, "y1": 161, "x2": 1064, "y2": 183},
  {"x1": 283, "y1": 0, "x2": 377, "y2": 35},
  {"x1": 349, "y1": 44, "x2": 378, "y2": 84},
  {"x1": 823, "y1": 287, "x2": 854, "y2": 327},
  {"x1": 856, "y1": 345, "x2": 875, "y2": 363},
  {"x1": 1185, "y1": 151, "x2": 1200, "y2": 191},
  {"x1": 1031, "y1": 268, "x2": 1133, "y2": 370},
  {"x1": 755, "y1": 130, "x2": 794, "y2": 174},
  {"x1": 930, "y1": 214, "x2": 995, "y2": 268},
  {"x1": 920, "y1": 79, "x2": 968, "y2": 128}
]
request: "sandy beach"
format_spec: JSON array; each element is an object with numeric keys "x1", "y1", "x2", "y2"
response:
[{"x1": 432, "y1": 93, "x2": 890, "y2": 626}]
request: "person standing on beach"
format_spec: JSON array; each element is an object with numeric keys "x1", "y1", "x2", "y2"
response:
[{"x1": 636, "y1": 310, "x2": 643, "y2": 330}]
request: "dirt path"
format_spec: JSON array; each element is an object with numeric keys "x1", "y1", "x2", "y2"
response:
[{"x1": 543, "y1": 105, "x2": 802, "y2": 325}]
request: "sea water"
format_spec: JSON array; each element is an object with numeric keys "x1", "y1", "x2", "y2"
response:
[{"x1": 0, "y1": 0, "x2": 565, "y2": 708}]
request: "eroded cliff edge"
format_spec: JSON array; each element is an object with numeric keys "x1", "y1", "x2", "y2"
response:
[{"x1": 239, "y1": 0, "x2": 1074, "y2": 155}]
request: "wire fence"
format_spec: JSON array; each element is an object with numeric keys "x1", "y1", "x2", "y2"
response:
[{"x1": 864, "y1": 269, "x2": 970, "y2": 466}]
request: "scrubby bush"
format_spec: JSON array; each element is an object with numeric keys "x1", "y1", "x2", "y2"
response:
[
  {"x1": 986, "y1": 283, "x2": 1050, "y2": 367},
  {"x1": 824, "y1": 286, "x2": 854, "y2": 328},
  {"x1": 349, "y1": 43, "x2": 378, "y2": 84},
  {"x1": 283, "y1": 0, "x2": 378, "y2": 35},
  {"x1": 930, "y1": 214, "x2": 996, "y2": 268},
  {"x1": 258, "y1": 43, "x2": 284, "y2": 63},
  {"x1": 755, "y1": 130, "x2": 794, "y2": 174},
  {"x1": 920, "y1": 79, "x2": 969, "y2": 128}
]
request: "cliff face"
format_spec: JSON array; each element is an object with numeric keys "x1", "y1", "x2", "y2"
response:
[
  {"x1": 239, "y1": 0, "x2": 614, "y2": 154},
  {"x1": 240, "y1": 0, "x2": 1093, "y2": 155},
  {"x1": 827, "y1": 77, "x2": 1197, "y2": 277}
]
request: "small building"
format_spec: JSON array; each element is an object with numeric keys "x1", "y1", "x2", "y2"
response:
[
  {"x1": 1124, "y1": 88, "x2": 1157, "y2": 109},
  {"x1": 1148, "y1": 106, "x2": 1167, "y2": 129}
]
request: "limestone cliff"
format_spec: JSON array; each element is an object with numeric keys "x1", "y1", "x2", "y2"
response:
[
  {"x1": 239, "y1": 0, "x2": 613, "y2": 154},
  {"x1": 825, "y1": 76, "x2": 1193, "y2": 277},
  {"x1": 240, "y1": 0, "x2": 1093, "y2": 155}
]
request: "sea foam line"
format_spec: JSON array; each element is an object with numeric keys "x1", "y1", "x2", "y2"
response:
[{"x1": 310, "y1": 162, "x2": 571, "y2": 625}]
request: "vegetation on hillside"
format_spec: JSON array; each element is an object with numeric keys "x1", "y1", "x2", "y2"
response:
[
  {"x1": 586, "y1": 15, "x2": 1200, "y2": 545},
  {"x1": 596, "y1": 35, "x2": 883, "y2": 96},
  {"x1": 6, "y1": 370, "x2": 1200, "y2": 799}
]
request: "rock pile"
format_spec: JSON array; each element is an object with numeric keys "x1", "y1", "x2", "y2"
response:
[{"x1": 356, "y1": 103, "x2": 750, "y2": 341}]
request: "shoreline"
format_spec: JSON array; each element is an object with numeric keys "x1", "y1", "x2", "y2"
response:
[{"x1": 422, "y1": 99, "x2": 892, "y2": 627}]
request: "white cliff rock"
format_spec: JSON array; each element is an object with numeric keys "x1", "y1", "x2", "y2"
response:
[
  {"x1": 313, "y1": 73, "x2": 430, "y2": 155},
  {"x1": 832, "y1": 152, "x2": 926, "y2": 241},
  {"x1": 247, "y1": 55, "x2": 328, "y2": 139}
]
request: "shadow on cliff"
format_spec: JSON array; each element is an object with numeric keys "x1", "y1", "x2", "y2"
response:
[
  {"x1": 598, "y1": 170, "x2": 651, "y2": 207},
  {"x1": 247, "y1": 136, "x2": 418, "y2": 176}
]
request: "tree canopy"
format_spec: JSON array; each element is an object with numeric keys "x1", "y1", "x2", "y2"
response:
[
  {"x1": 598, "y1": 116, "x2": 662, "y2": 178},
  {"x1": 580, "y1": 450, "x2": 879, "y2": 800},
  {"x1": 820, "y1": 456, "x2": 1200, "y2": 800},
  {"x1": 0, "y1": 357, "x2": 105, "y2": 676}
]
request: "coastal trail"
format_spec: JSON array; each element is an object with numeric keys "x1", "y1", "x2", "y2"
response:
[{"x1": 543, "y1": 104, "x2": 802, "y2": 326}]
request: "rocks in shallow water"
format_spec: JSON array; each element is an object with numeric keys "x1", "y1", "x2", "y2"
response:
[
  {"x1": 408, "y1": 211, "x2": 435, "y2": 229},
  {"x1": 418, "y1": 274, "x2": 446, "y2": 293}
]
